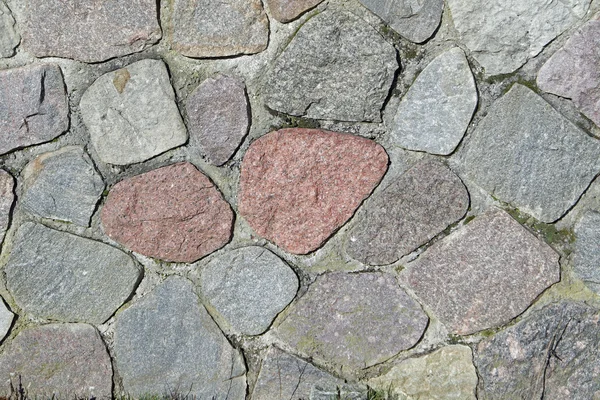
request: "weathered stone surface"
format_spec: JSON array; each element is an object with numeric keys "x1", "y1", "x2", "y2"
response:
[
  {"x1": 275, "y1": 272, "x2": 428, "y2": 370},
  {"x1": 266, "y1": 0, "x2": 323, "y2": 23},
  {"x1": 0, "y1": 64, "x2": 68, "y2": 155},
  {"x1": 447, "y1": 0, "x2": 590, "y2": 76},
  {"x1": 200, "y1": 247, "x2": 298, "y2": 335},
  {"x1": 573, "y1": 211, "x2": 600, "y2": 294},
  {"x1": 359, "y1": 0, "x2": 443, "y2": 43},
  {"x1": 5, "y1": 222, "x2": 141, "y2": 324},
  {"x1": 0, "y1": 1, "x2": 19, "y2": 58},
  {"x1": 186, "y1": 75, "x2": 249, "y2": 166},
  {"x1": 21, "y1": 147, "x2": 105, "y2": 226},
  {"x1": 264, "y1": 10, "x2": 398, "y2": 122},
  {"x1": 0, "y1": 324, "x2": 112, "y2": 399},
  {"x1": 369, "y1": 345, "x2": 478, "y2": 400},
  {"x1": 391, "y1": 48, "x2": 477, "y2": 155},
  {"x1": 475, "y1": 301, "x2": 600, "y2": 400},
  {"x1": 80, "y1": 59, "x2": 187, "y2": 165},
  {"x1": 115, "y1": 277, "x2": 246, "y2": 399},
  {"x1": 239, "y1": 128, "x2": 388, "y2": 254},
  {"x1": 22, "y1": 0, "x2": 160, "y2": 62},
  {"x1": 538, "y1": 19, "x2": 600, "y2": 127},
  {"x1": 400, "y1": 209, "x2": 559, "y2": 335},
  {"x1": 461, "y1": 84, "x2": 600, "y2": 223},
  {"x1": 0, "y1": 297, "x2": 13, "y2": 342},
  {"x1": 102, "y1": 162, "x2": 233, "y2": 262},
  {"x1": 0, "y1": 169, "x2": 14, "y2": 244},
  {"x1": 172, "y1": 0, "x2": 269, "y2": 58},
  {"x1": 347, "y1": 160, "x2": 469, "y2": 266}
]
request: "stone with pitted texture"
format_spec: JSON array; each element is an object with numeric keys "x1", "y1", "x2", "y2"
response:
[
  {"x1": 0, "y1": 1, "x2": 19, "y2": 58},
  {"x1": 0, "y1": 169, "x2": 13, "y2": 244},
  {"x1": 266, "y1": 0, "x2": 323, "y2": 22},
  {"x1": 0, "y1": 297, "x2": 13, "y2": 342},
  {"x1": 573, "y1": 211, "x2": 600, "y2": 294}
]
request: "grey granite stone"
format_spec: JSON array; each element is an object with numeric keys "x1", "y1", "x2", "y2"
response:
[
  {"x1": 0, "y1": 1, "x2": 19, "y2": 58},
  {"x1": 391, "y1": 47, "x2": 477, "y2": 155},
  {"x1": 200, "y1": 246, "x2": 298, "y2": 335},
  {"x1": 347, "y1": 159, "x2": 469, "y2": 266},
  {"x1": 5, "y1": 222, "x2": 141, "y2": 324},
  {"x1": 0, "y1": 169, "x2": 14, "y2": 244},
  {"x1": 573, "y1": 211, "x2": 600, "y2": 294},
  {"x1": 400, "y1": 209, "x2": 560, "y2": 335},
  {"x1": 264, "y1": 9, "x2": 398, "y2": 122},
  {"x1": 115, "y1": 277, "x2": 246, "y2": 399},
  {"x1": 80, "y1": 59, "x2": 187, "y2": 165},
  {"x1": 0, "y1": 297, "x2": 13, "y2": 342},
  {"x1": 460, "y1": 84, "x2": 600, "y2": 223},
  {"x1": 266, "y1": 0, "x2": 324, "y2": 23}
]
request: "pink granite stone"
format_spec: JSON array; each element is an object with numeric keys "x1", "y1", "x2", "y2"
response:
[
  {"x1": 266, "y1": 0, "x2": 324, "y2": 22},
  {"x1": 101, "y1": 162, "x2": 233, "y2": 263},
  {"x1": 239, "y1": 128, "x2": 388, "y2": 254}
]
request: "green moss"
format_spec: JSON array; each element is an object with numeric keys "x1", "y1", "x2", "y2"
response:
[
  {"x1": 464, "y1": 215, "x2": 476, "y2": 225},
  {"x1": 505, "y1": 207, "x2": 575, "y2": 247}
]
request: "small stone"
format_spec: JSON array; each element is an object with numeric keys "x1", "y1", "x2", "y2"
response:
[
  {"x1": 275, "y1": 272, "x2": 428, "y2": 370},
  {"x1": 265, "y1": 0, "x2": 324, "y2": 23},
  {"x1": 0, "y1": 169, "x2": 14, "y2": 244},
  {"x1": 239, "y1": 128, "x2": 388, "y2": 254},
  {"x1": 0, "y1": 1, "x2": 19, "y2": 58},
  {"x1": 22, "y1": 0, "x2": 160, "y2": 62},
  {"x1": 447, "y1": 0, "x2": 590, "y2": 75},
  {"x1": 186, "y1": 75, "x2": 249, "y2": 166},
  {"x1": 390, "y1": 47, "x2": 477, "y2": 155},
  {"x1": 573, "y1": 211, "x2": 600, "y2": 294},
  {"x1": 80, "y1": 59, "x2": 187, "y2": 165},
  {"x1": 264, "y1": 10, "x2": 398, "y2": 122},
  {"x1": 0, "y1": 64, "x2": 68, "y2": 155},
  {"x1": 172, "y1": 0, "x2": 269, "y2": 58},
  {"x1": 21, "y1": 146, "x2": 105, "y2": 226},
  {"x1": 347, "y1": 160, "x2": 469, "y2": 266},
  {"x1": 460, "y1": 84, "x2": 600, "y2": 223},
  {"x1": 115, "y1": 277, "x2": 246, "y2": 399},
  {"x1": 5, "y1": 222, "x2": 141, "y2": 324},
  {"x1": 0, "y1": 297, "x2": 13, "y2": 342},
  {"x1": 101, "y1": 162, "x2": 233, "y2": 262},
  {"x1": 0, "y1": 324, "x2": 112, "y2": 399},
  {"x1": 200, "y1": 247, "x2": 298, "y2": 335},
  {"x1": 400, "y1": 209, "x2": 560, "y2": 335}
]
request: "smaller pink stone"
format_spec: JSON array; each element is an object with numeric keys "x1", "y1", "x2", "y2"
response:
[
  {"x1": 101, "y1": 162, "x2": 233, "y2": 263},
  {"x1": 266, "y1": 0, "x2": 324, "y2": 22}
]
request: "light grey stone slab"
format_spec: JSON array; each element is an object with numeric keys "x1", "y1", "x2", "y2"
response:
[
  {"x1": 573, "y1": 211, "x2": 600, "y2": 294},
  {"x1": 0, "y1": 169, "x2": 14, "y2": 244},
  {"x1": 0, "y1": 1, "x2": 19, "y2": 58},
  {"x1": 0, "y1": 297, "x2": 13, "y2": 342}
]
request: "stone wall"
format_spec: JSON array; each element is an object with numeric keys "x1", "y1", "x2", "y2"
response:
[{"x1": 0, "y1": 0, "x2": 600, "y2": 398}]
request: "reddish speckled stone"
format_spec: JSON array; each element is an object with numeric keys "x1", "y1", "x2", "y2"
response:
[
  {"x1": 101, "y1": 162, "x2": 233, "y2": 263},
  {"x1": 239, "y1": 128, "x2": 388, "y2": 254}
]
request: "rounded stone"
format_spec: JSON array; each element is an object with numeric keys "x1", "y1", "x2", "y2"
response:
[{"x1": 0, "y1": 297, "x2": 13, "y2": 342}]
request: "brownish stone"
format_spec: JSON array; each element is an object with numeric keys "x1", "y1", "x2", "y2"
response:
[
  {"x1": 266, "y1": 0, "x2": 324, "y2": 22},
  {"x1": 0, "y1": 169, "x2": 14, "y2": 244}
]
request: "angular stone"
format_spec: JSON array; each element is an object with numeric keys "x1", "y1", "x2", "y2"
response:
[
  {"x1": 101, "y1": 162, "x2": 233, "y2": 262},
  {"x1": 400, "y1": 209, "x2": 560, "y2": 335},
  {"x1": 447, "y1": 0, "x2": 590, "y2": 75},
  {"x1": 172, "y1": 0, "x2": 269, "y2": 58},
  {"x1": 266, "y1": 0, "x2": 323, "y2": 23},
  {"x1": 5, "y1": 222, "x2": 141, "y2": 324},
  {"x1": 275, "y1": 272, "x2": 428, "y2": 370},
  {"x1": 80, "y1": 59, "x2": 187, "y2": 165},
  {"x1": 0, "y1": 169, "x2": 14, "y2": 244},
  {"x1": 22, "y1": 0, "x2": 161, "y2": 62},
  {"x1": 461, "y1": 84, "x2": 600, "y2": 223},
  {"x1": 0, "y1": 64, "x2": 68, "y2": 155},
  {"x1": 21, "y1": 146, "x2": 105, "y2": 226},
  {"x1": 537, "y1": 19, "x2": 600, "y2": 127},
  {"x1": 200, "y1": 247, "x2": 298, "y2": 335},
  {"x1": 186, "y1": 75, "x2": 249, "y2": 166},
  {"x1": 0, "y1": 297, "x2": 13, "y2": 342},
  {"x1": 474, "y1": 301, "x2": 600, "y2": 400},
  {"x1": 391, "y1": 48, "x2": 477, "y2": 155},
  {"x1": 573, "y1": 211, "x2": 600, "y2": 294},
  {"x1": 347, "y1": 160, "x2": 469, "y2": 266},
  {"x1": 0, "y1": 1, "x2": 19, "y2": 58},
  {"x1": 115, "y1": 277, "x2": 246, "y2": 399},
  {"x1": 264, "y1": 10, "x2": 398, "y2": 122},
  {"x1": 369, "y1": 345, "x2": 478, "y2": 400},
  {"x1": 239, "y1": 128, "x2": 388, "y2": 254},
  {"x1": 0, "y1": 324, "x2": 112, "y2": 399},
  {"x1": 359, "y1": 0, "x2": 443, "y2": 43}
]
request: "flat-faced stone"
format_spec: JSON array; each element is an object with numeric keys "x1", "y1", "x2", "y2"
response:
[
  {"x1": 200, "y1": 247, "x2": 298, "y2": 335},
  {"x1": 102, "y1": 162, "x2": 233, "y2": 262},
  {"x1": 22, "y1": 0, "x2": 160, "y2": 62},
  {"x1": 264, "y1": 10, "x2": 398, "y2": 122},
  {"x1": 0, "y1": 169, "x2": 14, "y2": 244},
  {"x1": 266, "y1": 0, "x2": 323, "y2": 23},
  {"x1": 21, "y1": 146, "x2": 105, "y2": 226},
  {"x1": 447, "y1": 0, "x2": 590, "y2": 75},
  {"x1": 115, "y1": 277, "x2": 246, "y2": 399},
  {"x1": 391, "y1": 48, "x2": 477, "y2": 155},
  {"x1": 400, "y1": 209, "x2": 560, "y2": 335},
  {"x1": 0, "y1": 297, "x2": 13, "y2": 342},
  {"x1": 0, "y1": 1, "x2": 19, "y2": 58},
  {"x1": 0, "y1": 64, "x2": 68, "y2": 155},
  {"x1": 475, "y1": 301, "x2": 600, "y2": 399},
  {"x1": 461, "y1": 84, "x2": 600, "y2": 223},
  {"x1": 347, "y1": 160, "x2": 469, "y2": 266},
  {"x1": 275, "y1": 272, "x2": 428, "y2": 370},
  {"x1": 186, "y1": 75, "x2": 249, "y2": 166},
  {"x1": 573, "y1": 211, "x2": 600, "y2": 294},
  {"x1": 172, "y1": 0, "x2": 268, "y2": 58},
  {"x1": 80, "y1": 59, "x2": 187, "y2": 165},
  {"x1": 239, "y1": 128, "x2": 388, "y2": 254},
  {"x1": 0, "y1": 324, "x2": 112, "y2": 399},
  {"x1": 5, "y1": 222, "x2": 141, "y2": 324}
]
